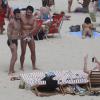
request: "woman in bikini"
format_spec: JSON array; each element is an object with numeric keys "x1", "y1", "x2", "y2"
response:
[{"x1": 82, "y1": 17, "x2": 94, "y2": 39}]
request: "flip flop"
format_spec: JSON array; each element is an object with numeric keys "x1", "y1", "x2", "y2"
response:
[{"x1": 10, "y1": 77, "x2": 20, "y2": 81}]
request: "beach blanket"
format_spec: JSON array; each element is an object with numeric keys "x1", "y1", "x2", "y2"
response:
[
  {"x1": 19, "y1": 70, "x2": 88, "y2": 89},
  {"x1": 70, "y1": 31, "x2": 100, "y2": 38}
]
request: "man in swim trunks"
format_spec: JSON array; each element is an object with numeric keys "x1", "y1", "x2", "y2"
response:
[
  {"x1": 7, "y1": 8, "x2": 21, "y2": 75},
  {"x1": 20, "y1": 6, "x2": 37, "y2": 70}
]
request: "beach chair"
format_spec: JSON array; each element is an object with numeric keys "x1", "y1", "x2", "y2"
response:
[
  {"x1": 46, "y1": 14, "x2": 63, "y2": 38},
  {"x1": 88, "y1": 71, "x2": 100, "y2": 93},
  {"x1": 61, "y1": 70, "x2": 88, "y2": 95}
]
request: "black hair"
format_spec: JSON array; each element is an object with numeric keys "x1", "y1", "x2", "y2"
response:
[
  {"x1": 92, "y1": 57, "x2": 95, "y2": 62},
  {"x1": 42, "y1": 1, "x2": 47, "y2": 7},
  {"x1": 92, "y1": 0, "x2": 98, "y2": 2},
  {"x1": 84, "y1": 17, "x2": 91, "y2": 24},
  {"x1": 26, "y1": 6, "x2": 34, "y2": 12},
  {"x1": 13, "y1": 8, "x2": 20, "y2": 15}
]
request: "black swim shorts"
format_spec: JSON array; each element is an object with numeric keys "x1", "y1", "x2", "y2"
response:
[{"x1": 7, "y1": 39, "x2": 18, "y2": 46}]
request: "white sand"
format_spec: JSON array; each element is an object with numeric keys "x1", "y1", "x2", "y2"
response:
[{"x1": 0, "y1": 0, "x2": 100, "y2": 99}]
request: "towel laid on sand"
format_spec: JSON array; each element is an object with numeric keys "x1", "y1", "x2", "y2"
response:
[{"x1": 70, "y1": 31, "x2": 100, "y2": 38}]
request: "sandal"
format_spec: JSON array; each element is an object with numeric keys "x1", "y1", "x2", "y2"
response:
[{"x1": 10, "y1": 77, "x2": 20, "y2": 81}]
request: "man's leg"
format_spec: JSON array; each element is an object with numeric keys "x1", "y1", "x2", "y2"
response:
[
  {"x1": 9, "y1": 44, "x2": 17, "y2": 75},
  {"x1": 28, "y1": 38, "x2": 36, "y2": 69},
  {"x1": 68, "y1": 0, "x2": 73, "y2": 13},
  {"x1": 20, "y1": 40, "x2": 27, "y2": 70}
]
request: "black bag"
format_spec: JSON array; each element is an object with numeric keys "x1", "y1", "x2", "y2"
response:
[
  {"x1": 69, "y1": 25, "x2": 80, "y2": 32},
  {"x1": 45, "y1": 79, "x2": 58, "y2": 91},
  {"x1": 34, "y1": 30, "x2": 45, "y2": 40},
  {"x1": 41, "y1": 73, "x2": 58, "y2": 91}
]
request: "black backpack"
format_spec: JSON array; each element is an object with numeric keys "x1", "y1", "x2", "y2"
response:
[
  {"x1": 42, "y1": 75, "x2": 58, "y2": 91},
  {"x1": 45, "y1": 78, "x2": 58, "y2": 91},
  {"x1": 34, "y1": 30, "x2": 45, "y2": 40},
  {"x1": 69, "y1": 25, "x2": 80, "y2": 32}
]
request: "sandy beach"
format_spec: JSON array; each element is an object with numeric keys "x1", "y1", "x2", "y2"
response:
[{"x1": 0, "y1": 0, "x2": 100, "y2": 100}]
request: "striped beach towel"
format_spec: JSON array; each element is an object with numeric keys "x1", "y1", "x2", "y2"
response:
[{"x1": 19, "y1": 70, "x2": 88, "y2": 89}]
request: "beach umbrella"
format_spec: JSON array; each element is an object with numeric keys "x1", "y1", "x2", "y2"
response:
[{"x1": 98, "y1": 0, "x2": 100, "y2": 9}]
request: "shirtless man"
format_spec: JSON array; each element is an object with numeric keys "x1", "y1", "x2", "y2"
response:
[
  {"x1": 84, "y1": 55, "x2": 100, "y2": 74},
  {"x1": 20, "y1": 6, "x2": 37, "y2": 70},
  {"x1": 7, "y1": 8, "x2": 21, "y2": 75}
]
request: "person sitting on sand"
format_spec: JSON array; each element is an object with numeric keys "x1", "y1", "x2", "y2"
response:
[
  {"x1": 74, "y1": 0, "x2": 90, "y2": 13},
  {"x1": 37, "y1": 5, "x2": 52, "y2": 36},
  {"x1": 39, "y1": 4, "x2": 52, "y2": 22},
  {"x1": 84, "y1": 54, "x2": 100, "y2": 74},
  {"x1": 68, "y1": 0, "x2": 90, "y2": 13},
  {"x1": 82, "y1": 17, "x2": 94, "y2": 39}
]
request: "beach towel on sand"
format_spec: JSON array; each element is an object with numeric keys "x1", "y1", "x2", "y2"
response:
[{"x1": 69, "y1": 31, "x2": 100, "y2": 38}]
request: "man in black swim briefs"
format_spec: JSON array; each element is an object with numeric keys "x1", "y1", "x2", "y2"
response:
[{"x1": 7, "y1": 8, "x2": 21, "y2": 75}]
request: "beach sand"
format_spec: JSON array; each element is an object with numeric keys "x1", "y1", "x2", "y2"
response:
[{"x1": 0, "y1": 0, "x2": 100, "y2": 99}]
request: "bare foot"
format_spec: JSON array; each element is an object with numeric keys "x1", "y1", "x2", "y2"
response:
[
  {"x1": 33, "y1": 67, "x2": 39, "y2": 70},
  {"x1": 12, "y1": 70, "x2": 16, "y2": 73},
  {"x1": 8, "y1": 72, "x2": 14, "y2": 76},
  {"x1": 20, "y1": 67, "x2": 24, "y2": 71},
  {"x1": 68, "y1": 10, "x2": 71, "y2": 13}
]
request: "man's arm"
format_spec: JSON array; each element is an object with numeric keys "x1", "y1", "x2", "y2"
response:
[
  {"x1": 7, "y1": 19, "x2": 14, "y2": 39},
  {"x1": 30, "y1": 19, "x2": 37, "y2": 36}
]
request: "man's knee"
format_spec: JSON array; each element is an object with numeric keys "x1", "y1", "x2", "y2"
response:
[
  {"x1": 21, "y1": 53, "x2": 25, "y2": 58},
  {"x1": 20, "y1": 51, "x2": 26, "y2": 60},
  {"x1": 21, "y1": 48, "x2": 26, "y2": 56},
  {"x1": 13, "y1": 55, "x2": 17, "y2": 61},
  {"x1": 31, "y1": 51, "x2": 35, "y2": 57}
]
